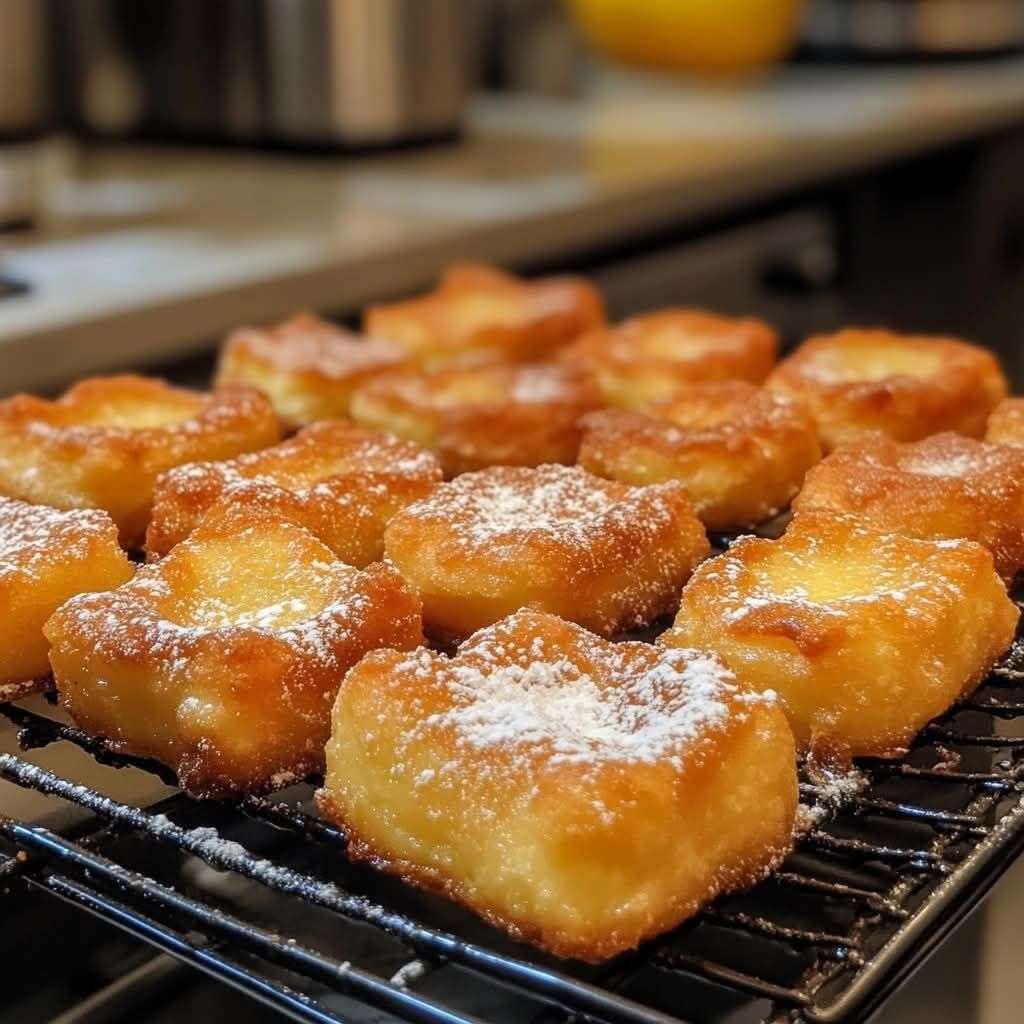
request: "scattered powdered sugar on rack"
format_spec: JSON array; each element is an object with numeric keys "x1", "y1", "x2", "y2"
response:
[{"x1": 795, "y1": 761, "x2": 868, "y2": 834}]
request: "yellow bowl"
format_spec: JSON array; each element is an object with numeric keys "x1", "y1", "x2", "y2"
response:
[{"x1": 565, "y1": 0, "x2": 804, "y2": 77}]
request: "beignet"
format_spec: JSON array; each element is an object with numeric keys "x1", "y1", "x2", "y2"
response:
[
  {"x1": 350, "y1": 363, "x2": 600, "y2": 476},
  {"x1": 578, "y1": 381, "x2": 820, "y2": 530},
  {"x1": 46, "y1": 500, "x2": 423, "y2": 797},
  {"x1": 793, "y1": 431, "x2": 1024, "y2": 582},
  {"x1": 0, "y1": 375, "x2": 280, "y2": 547},
  {"x1": 318, "y1": 610, "x2": 797, "y2": 961},
  {"x1": 0, "y1": 498, "x2": 132, "y2": 698},
  {"x1": 559, "y1": 309, "x2": 777, "y2": 408},
  {"x1": 215, "y1": 313, "x2": 409, "y2": 428},
  {"x1": 663, "y1": 511, "x2": 1018, "y2": 758},
  {"x1": 766, "y1": 329, "x2": 1007, "y2": 451},
  {"x1": 364, "y1": 263, "x2": 605, "y2": 371},
  {"x1": 384, "y1": 464, "x2": 709, "y2": 643},
  {"x1": 146, "y1": 421, "x2": 442, "y2": 563}
]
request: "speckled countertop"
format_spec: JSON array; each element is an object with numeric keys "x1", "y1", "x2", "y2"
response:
[{"x1": 3, "y1": 58, "x2": 1024, "y2": 392}]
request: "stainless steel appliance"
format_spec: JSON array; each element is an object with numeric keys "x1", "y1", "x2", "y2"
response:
[
  {"x1": 803, "y1": 0, "x2": 1024, "y2": 57},
  {"x1": 53, "y1": 0, "x2": 467, "y2": 149},
  {"x1": 0, "y1": 0, "x2": 49, "y2": 228}
]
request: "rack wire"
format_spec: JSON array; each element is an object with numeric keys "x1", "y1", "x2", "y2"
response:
[{"x1": 3, "y1": 627, "x2": 1024, "y2": 1024}]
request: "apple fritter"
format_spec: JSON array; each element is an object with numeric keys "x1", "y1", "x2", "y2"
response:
[
  {"x1": 46, "y1": 500, "x2": 423, "y2": 797},
  {"x1": 215, "y1": 313, "x2": 409, "y2": 428},
  {"x1": 559, "y1": 309, "x2": 777, "y2": 408},
  {"x1": 0, "y1": 497, "x2": 133, "y2": 698},
  {"x1": 363, "y1": 263, "x2": 605, "y2": 371},
  {"x1": 318, "y1": 610, "x2": 797, "y2": 961},
  {"x1": 766, "y1": 329, "x2": 1007, "y2": 452},
  {"x1": 662, "y1": 511, "x2": 1018, "y2": 758},
  {"x1": 794, "y1": 432, "x2": 1024, "y2": 582},
  {"x1": 350, "y1": 363, "x2": 601, "y2": 476},
  {"x1": 383, "y1": 463, "x2": 709, "y2": 643},
  {"x1": 578, "y1": 381, "x2": 820, "y2": 530},
  {"x1": 146, "y1": 421, "x2": 442, "y2": 563},
  {"x1": 0, "y1": 375, "x2": 280, "y2": 548},
  {"x1": 986, "y1": 397, "x2": 1024, "y2": 448}
]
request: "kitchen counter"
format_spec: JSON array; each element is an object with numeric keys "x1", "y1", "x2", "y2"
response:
[{"x1": 3, "y1": 57, "x2": 1024, "y2": 390}]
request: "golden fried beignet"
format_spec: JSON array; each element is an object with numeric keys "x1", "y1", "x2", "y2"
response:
[
  {"x1": 215, "y1": 313, "x2": 409, "y2": 428},
  {"x1": 384, "y1": 464, "x2": 709, "y2": 643},
  {"x1": 319, "y1": 610, "x2": 797, "y2": 961},
  {"x1": 559, "y1": 309, "x2": 778, "y2": 408},
  {"x1": 578, "y1": 382, "x2": 820, "y2": 530},
  {"x1": 766, "y1": 329, "x2": 1008, "y2": 451},
  {"x1": 986, "y1": 397, "x2": 1024, "y2": 448},
  {"x1": 663, "y1": 511, "x2": 1018, "y2": 757},
  {"x1": 364, "y1": 264, "x2": 605, "y2": 371},
  {"x1": 46, "y1": 500, "x2": 423, "y2": 797},
  {"x1": 0, "y1": 376, "x2": 280, "y2": 548},
  {"x1": 146, "y1": 421, "x2": 442, "y2": 563},
  {"x1": 0, "y1": 498, "x2": 133, "y2": 698},
  {"x1": 350, "y1": 363, "x2": 601, "y2": 476},
  {"x1": 794, "y1": 432, "x2": 1024, "y2": 582}
]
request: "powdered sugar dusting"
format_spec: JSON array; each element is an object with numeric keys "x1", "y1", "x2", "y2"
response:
[
  {"x1": 427, "y1": 651, "x2": 753, "y2": 767},
  {"x1": 398, "y1": 464, "x2": 666, "y2": 551},
  {"x1": 228, "y1": 315, "x2": 406, "y2": 380},
  {"x1": 390, "y1": 614, "x2": 775, "y2": 776},
  {"x1": 0, "y1": 497, "x2": 117, "y2": 581}
]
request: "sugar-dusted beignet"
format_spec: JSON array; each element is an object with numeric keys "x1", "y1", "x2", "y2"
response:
[
  {"x1": 350, "y1": 363, "x2": 601, "y2": 476},
  {"x1": 986, "y1": 397, "x2": 1024, "y2": 448},
  {"x1": 146, "y1": 421, "x2": 442, "y2": 563},
  {"x1": 364, "y1": 263, "x2": 605, "y2": 371},
  {"x1": 794, "y1": 432, "x2": 1024, "y2": 582},
  {"x1": 578, "y1": 382, "x2": 820, "y2": 530},
  {"x1": 215, "y1": 313, "x2": 409, "y2": 428},
  {"x1": 384, "y1": 464, "x2": 709, "y2": 643},
  {"x1": 663, "y1": 512, "x2": 1018, "y2": 757},
  {"x1": 0, "y1": 498, "x2": 133, "y2": 699},
  {"x1": 766, "y1": 329, "x2": 1007, "y2": 452},
  {"x1": 0, "y1": 375, "x2": 280, "y2": 548},
  {"x1": 319, "y1": 610, "x2": 797, "y2": 961},
  {"x1": 46, "y1": 501, "x2": 423, "y2": 797},
  {"x1": 559, "y1": 309, "x2": 778, "y2": 408}
]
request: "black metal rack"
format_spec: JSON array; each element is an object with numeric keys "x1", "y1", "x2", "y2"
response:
[{"x1": 3, "y1": 624, "x2": 1024, "y2": 1024}]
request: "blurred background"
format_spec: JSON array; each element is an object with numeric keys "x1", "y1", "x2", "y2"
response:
[
  {"x1": 4, "y1": 0, "x2": 1024, "y2": 395},
  {"x1": 3, "y1": 1, "x2": 1024, "y2": 1021}
]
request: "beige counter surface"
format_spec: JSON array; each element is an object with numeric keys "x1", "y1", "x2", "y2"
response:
[{"x1": 3, "y1": 58, "x2": 1024, "y2": 391}]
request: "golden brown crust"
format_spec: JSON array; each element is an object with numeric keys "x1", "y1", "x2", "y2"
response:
[
  {"x1": 363, "y1": 263, "x2": 605, "y2": 371},
  {"x1": 145, "y1": 420, "x2": 442, "y2": 563},
  {"x1": 766, "y1": 329, "x2": 1008, "y2": 451},
  {"x1": 793, "y1": 431, "x2": 1024, "y2": 582},
  {"x1": 985, "y1": 397, "x2": 1024, "y2": 448},
  {"x1": 46, "y1": 499, "x2": 424, "y2": 797},
  {"x1": 0, "y1": 497, "x2": 133, "y2": 689},
  {"x1": 318, "y1": 610, "x2": 797, "y2": 961},
  {"x1": 215, "y1": 313, "x2": 410, "y2": 428},
  {"x1": 559, "y1": 309, "x2": 778, "y2": 408},
  {"x1": 662, "y1": 511, "x2": 1018, "y2": 757},
  {"x1": 0, "y1": 375, "x2": 281, "y2": 548},
  {"x1": 350, "y1": 363, "x2": 601, "y2": 476},
  {"x1": 384, "y1": 464, "x2": 709, "y2": 643},
  {"x1": 578, "y1": 382, "x2": 821, "y2": 530}
]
